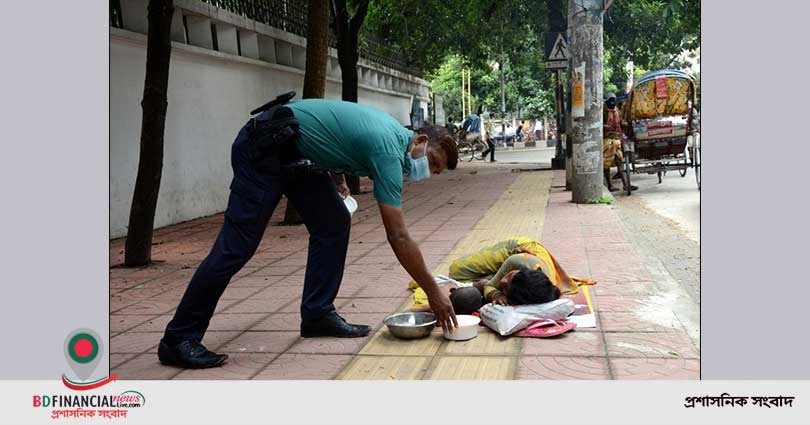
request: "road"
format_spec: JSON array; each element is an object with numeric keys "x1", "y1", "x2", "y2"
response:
[
  {"x1": 494, "y1": 145, "x2": 700, "y2": 243},
  {"x1": 617, "y1": 167, "x2": 700, "y2": 243},
  {"x1": 494, "y1": 146, "x2": 557, "y2": 164}
]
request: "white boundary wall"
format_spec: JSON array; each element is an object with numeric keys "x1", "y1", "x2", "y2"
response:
[{"x1": 110, "y1": 0, "x2": 429, "y2": 238}]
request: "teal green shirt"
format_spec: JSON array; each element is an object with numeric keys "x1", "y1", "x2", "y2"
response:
[{"x1": 286, "y1": 99, "x2": 415, "y2": 207}]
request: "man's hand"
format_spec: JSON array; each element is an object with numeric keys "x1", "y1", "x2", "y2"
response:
[
  {"x1": 336, "y1": 182, "x2": 350, "y2": 199},
  {"x1": 378, "y1": 202, "x2": 458, "y2": 332},
  {"x1": 331, "y1": 173, "x2": 350, "y2": 199},
  {"x1": 426, "y1": 289, "x2": 458, "y2": 333}
]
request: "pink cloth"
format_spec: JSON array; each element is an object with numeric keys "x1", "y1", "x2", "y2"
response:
[{"x1": 513, "y1": 319, "x2": 576, "y2": 338}]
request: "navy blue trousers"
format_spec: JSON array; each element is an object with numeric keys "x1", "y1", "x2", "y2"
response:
[{"x1": 163, "y1": 123, "x2": 351, "y2": 345}]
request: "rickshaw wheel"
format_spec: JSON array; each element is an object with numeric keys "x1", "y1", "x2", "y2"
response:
[
  {"x1": 624, "y1": 152, "x2": 633, "y2": 196},
  {"x1": 695, "y1": 145, "x2": 701, "y2": 190},
  {"x1": 457, "y1": 141, "x2": 475, "y2": 162}
]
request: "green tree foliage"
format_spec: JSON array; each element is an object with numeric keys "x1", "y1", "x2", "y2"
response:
[
  {"x1": 363, "y1": 0, "x2": 699, "y2": 120},
  {"x1": 366, "y1": 0, "x2": 556, "y2": 120},
  {"x1": 604, "y1": 0, "x2": 700, "y2": 93}
]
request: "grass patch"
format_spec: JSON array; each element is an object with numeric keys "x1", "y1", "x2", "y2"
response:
[{"x1": 586, "y1": 196, "x2": 614, "y2": 204}]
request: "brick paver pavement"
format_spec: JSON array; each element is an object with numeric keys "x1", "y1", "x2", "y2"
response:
[
  {"x1": 110, "y1": 163, "x2": 699, "y2": 380},
  {"x1": 111, "y1": 162, "x2": 520, "y2": 379},
  {"x1": 532, "y1": 171, "x2": 699, "y2": 379}
]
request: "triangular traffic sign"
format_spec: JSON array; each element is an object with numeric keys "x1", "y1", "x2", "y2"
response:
[{"x1": 549, "y1": 34, "x2": 568, "y2": 61}]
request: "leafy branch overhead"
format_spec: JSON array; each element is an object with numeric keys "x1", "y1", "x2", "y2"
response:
[
  {"x1": 604, "y1": 0, "x2": 700, "y2": 89},
  {"x1": 361, "y1": 0, "x2": 699, "y2": 119}
]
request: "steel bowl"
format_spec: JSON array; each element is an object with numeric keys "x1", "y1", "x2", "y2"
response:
[{"x1": 383, "y1": 312, "x2": 436, "y2": 339}]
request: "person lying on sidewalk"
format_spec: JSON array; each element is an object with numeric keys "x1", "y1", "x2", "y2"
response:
[
  {"x1": 447, "y1": 236, "x2": 594, "y2": 294},
  {"x1": 471, "y1": 262, "x2": 562, "y2": 307},
  {"x1": 158, "y1": 96, "x2": 460, "y2": 370},
  {"x1": 410, "y1": 236, "x2": 595, "y2": 313},
  {"x1": 447, "y1": 268, "x2": 560, "y2": 314}
]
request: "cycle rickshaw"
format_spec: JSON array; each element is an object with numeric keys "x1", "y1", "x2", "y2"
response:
[{"x1": 621, "y1": 69, "x2": 701, "y2": 194}]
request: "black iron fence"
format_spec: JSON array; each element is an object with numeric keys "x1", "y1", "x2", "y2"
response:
[
  {"x1": 206, "y1": 0, "x2": 308, "y2": 38},
  {"x1": 109, "y1": 0, "x2": 419, "y2": 76},
  {"x1": 202, "y1": 0, "x2": 419, "y2": 76}
]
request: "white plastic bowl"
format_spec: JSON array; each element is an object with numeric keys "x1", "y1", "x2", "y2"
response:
[
  {"x1": 343, "y1": 196, "x2": 358, "y2": 216},
  {"x1": 443, "y1": 314, "x2": 481, "y2": 341}
]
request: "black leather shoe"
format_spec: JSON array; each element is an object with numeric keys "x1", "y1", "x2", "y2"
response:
[
  {"x1": 158, "y1": 339, "x2": 228, "y2": 369},
  {"x1": 300, "y1": 312, "x2": 372, "y2": 338}
]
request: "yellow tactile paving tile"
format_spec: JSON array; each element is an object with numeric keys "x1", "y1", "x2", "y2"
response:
[
  {"x1": 430, "y1": 172, "x2": 552, "y2": 273},
  {"x1": 358, "y1": 330, "x2": 444, "y2": 356},
  {"x1": 337, "y1": 356, "x2": 431, "y2": 380},
  {"x1": 338, "y1": 170, "x2": 553, "y2": 381},
  {"x1": 440, "y1": 331, "x2": 521, "y2": 356},
  {"x1": 426, "y1": 356, "x2": 516, "y2": 380}
]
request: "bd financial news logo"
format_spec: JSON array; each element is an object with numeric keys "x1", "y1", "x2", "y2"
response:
[{"x1": 31, "y1": 329, "x2": 146, "y2": 420}]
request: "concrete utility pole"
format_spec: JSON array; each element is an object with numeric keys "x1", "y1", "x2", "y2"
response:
[
  {"x1": 549, "y1": 0, "x2": 567, "y2": 170},
  {"x1": 461, "y1": 66, "x2": 466, "y2": 118},
  {"x1": 568, "y1": 0, "x2": 604, "y2": 203},
  {"x1": 500, "y1": 21, "x2": 506, "y2": 143}
]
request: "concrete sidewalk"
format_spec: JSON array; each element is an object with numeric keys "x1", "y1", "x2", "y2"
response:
[{"x1": 110, "y1": 161, "x2": 699, "y2": 380}]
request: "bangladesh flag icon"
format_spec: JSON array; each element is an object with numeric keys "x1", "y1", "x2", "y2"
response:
[
  {"x1": 63, "y1": 328, "x2": 104, "y2": 382},
  {"x1": 68, "y1": 333, "x2": 99, "y2": 364}
]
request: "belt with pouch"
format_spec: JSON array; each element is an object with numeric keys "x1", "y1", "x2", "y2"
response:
[{"x1": 247, "y1": 91, "x2": 323, "y2": 176}]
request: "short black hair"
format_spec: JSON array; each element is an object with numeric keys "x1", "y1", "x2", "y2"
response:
[
  {"x1": 506, "y1": 269, "x2": 561, "y2": 305},
  {"x1": 450, "y1": 287, "x2": 484, "y2": 315},
  {"x1": 415, "y1": 124, "x2": 458, "y2": 170}
]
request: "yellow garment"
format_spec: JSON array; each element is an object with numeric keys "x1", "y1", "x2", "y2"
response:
[
  {"x1": 481, "y1": 253, "x2": 545, "y2": 298},
  {"x1": 412, "y1": 286, "x2": 430, "y2": 306},
  {"x1": 603, "y1": 138, "x2": 623, "y2": 169},
  {"x1": 448, "y1": 237, "x2": 540, "y2": 281}
]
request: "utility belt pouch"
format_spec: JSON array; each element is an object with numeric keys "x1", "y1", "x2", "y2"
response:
[{"x1": 247, "y1": 92, "x2": 300, "y2": 174}]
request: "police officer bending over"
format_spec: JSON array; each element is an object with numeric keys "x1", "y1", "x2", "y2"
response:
[{"x1": 158, "y1": 95, "x2": 460, "y2": 369}]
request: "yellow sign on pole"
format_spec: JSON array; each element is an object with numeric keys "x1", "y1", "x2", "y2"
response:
[{"x1": 572, "y1": 62, "x2": 585, "y2": 118}]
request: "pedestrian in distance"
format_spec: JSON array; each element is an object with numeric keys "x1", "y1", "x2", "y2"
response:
[
  {"x1": 533, "y1": 119, "x2": 543, "y2": 142},
  {"x1": 482, "y1": 112, "x2": 497, "y2": 162},
  {"x1": 516, "y1": 120, "x2": 525, "y2": 143},
  {"x1": 445, "y1": 116, "x2": 457, "y2": 136}
]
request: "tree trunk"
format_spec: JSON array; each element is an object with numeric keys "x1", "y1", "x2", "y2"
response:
[
  {"x1": 284, "y1": 0, "x2": 331, "y2": 225},
  {"x1": 339, "y1": 49, "x2": 361, "y2": 194},
  {"x1": 332, "y1": 0, "x2": 368, "y2": 195},
  {"x1": 339, "y1": 56, "x2": 359, "y2": 103},
  {"x1": 302, "y1": 0, "x2": 330, "y2": 99},
  {"x1": 568, "y1": 0, "x2": 604, "y2": 203},
  {"x1": 124, "y1": 0, "x2": 174, "y2": 266}
]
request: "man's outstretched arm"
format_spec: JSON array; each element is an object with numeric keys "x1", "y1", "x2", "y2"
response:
[{"x1": 377, "y1": 202, "x2": 457, "y2": 332}]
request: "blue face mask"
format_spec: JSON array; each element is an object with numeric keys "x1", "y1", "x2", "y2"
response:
[{"x1": 406, "y1": 142, "x2": 431, "y2": 182}]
